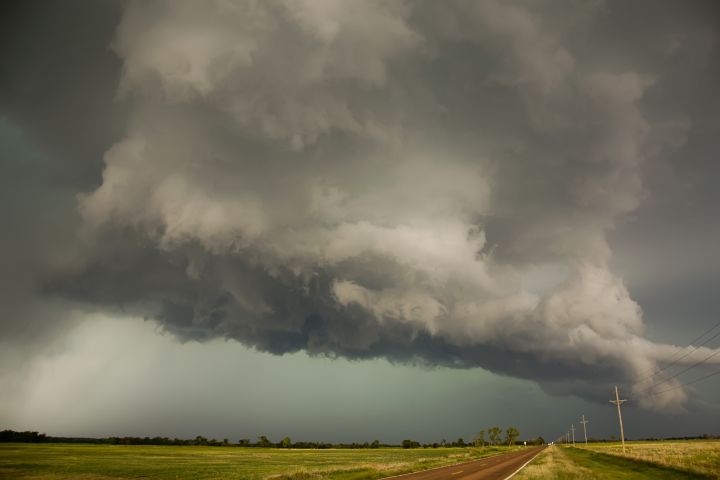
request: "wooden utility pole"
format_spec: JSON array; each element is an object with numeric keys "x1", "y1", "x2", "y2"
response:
[
  {"x1": 580, "y1": 415, "x2": 589, "y2": 444},
  {"x1": 570, "y1": 424, "x2": 576, "y2": 445},
  {"x1": 609, "y1": 385, "x2": 627, "y2": 453}
]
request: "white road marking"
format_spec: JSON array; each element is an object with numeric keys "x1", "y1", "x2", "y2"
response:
[{"x1": 502, "y1": 448, "x2": 546, "y2": 480}]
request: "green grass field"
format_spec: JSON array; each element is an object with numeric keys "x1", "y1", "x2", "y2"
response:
[
  {"x1": 515, "y1": 441, "x2": 720, "y2": 480},
  {"x1": 0, "y1": 444, "x2": 519, "y2": 479}
]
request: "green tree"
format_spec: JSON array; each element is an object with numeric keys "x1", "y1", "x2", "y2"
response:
[
  {"x1": 474, "y1": 430, "x2": 486, "y2": 447},
  {"x1": 505, "y1": 427, "x2": 520, "y2": 446},
  {"x1": 256, "y1": 435, "x2": 271, "y2": 447},
  {"x1": 280, "y1": 436, "x2": 291, "y2": 448},
  {"x1": 488, "y1": 427, "x2": 502, "y2": 446},
  {"x1": 370, "y1": 440, "x2": 380, "y2": 448},
  {"x1": 402, "y1": 439, "x2": 420, "y2": 449}
]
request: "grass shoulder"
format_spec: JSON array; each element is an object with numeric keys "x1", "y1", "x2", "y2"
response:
[
  {"x1": 578, "y1": 440, "x2": 720, "y2": 479},
  {"x1": 514, "y1": 445, "x2": 712, "y2": 480}
]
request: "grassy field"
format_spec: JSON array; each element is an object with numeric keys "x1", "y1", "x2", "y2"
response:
[
  {"x1": 515, "y1": 442, "x2": 719, "y2": 480},
  {"x1": 0, "y1": 443, "x2": 519, "y2": 479},
  {"x1": 578, "y1": 440, "x2": 720, "y2": 479}
]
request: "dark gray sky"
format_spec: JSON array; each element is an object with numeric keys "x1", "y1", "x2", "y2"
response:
[{"x1": 1, "y1": 0, "x2": 719, "y2": 443}]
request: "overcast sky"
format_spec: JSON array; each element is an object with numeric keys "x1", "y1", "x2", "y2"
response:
[{"x1": 1, "y1": 0, "x2": 719, "y2": 443}]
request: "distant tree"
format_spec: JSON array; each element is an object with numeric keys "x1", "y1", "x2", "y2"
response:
[
  {"x1": 534, "y1": 436, "x2": 545, "y2": 445},
  {"x1": 505, "y1": 427, "x2": 520, "y2": 446},
  {"x1": 257, "y1": 436, "x2": 272, "y2": 448},
  {"x1": 488, "y1": 427, "x2": 502, "y2": 446},
  {"x1": 455, "y1": 438, "x2": 466, "y2": 447},
  {"x1": 280, "y1": 437, "x2": 292, "y2": 448},
  {"x1": 238, "y1": 438, "x2": 251, "y2": 447},
  {"x1": 370, "y1": 440, "x2": 380, "y2": 449},
  {"x1": 474, "y1": 430, "x2": 486, "y2": 447},
  {"x1": 402, "y1": 439, "x2": 420, "y2": 449},
  {"x1": 194, "y1": 436, "x2": 208, "y2": 446}
]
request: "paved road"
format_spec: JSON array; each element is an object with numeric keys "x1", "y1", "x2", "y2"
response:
[{"x1": 382, "y1": 446, "x2": 545, "y2": 480}]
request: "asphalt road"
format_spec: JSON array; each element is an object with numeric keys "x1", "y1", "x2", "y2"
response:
[{"x1": 382, "y1": 446, "x2": 545, "y2": 480}]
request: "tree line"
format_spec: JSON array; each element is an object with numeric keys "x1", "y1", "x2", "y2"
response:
[
  {"x1": 1, "y1": 429, "x2": 544, "y2": 448},
  {"x1": 402, "y1": 426, "x2": 543, "y2": 449},
  {"x1": 0, "y1": 430, "x2": 386, "y2": 448}
]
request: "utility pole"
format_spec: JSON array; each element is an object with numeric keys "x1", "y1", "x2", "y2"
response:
[
  {"x1": 580, "y1": 415, "x2": 589, "y2": 445},
  {"x1": 570, "y1": 424, "x2": 576, "y2": 445},
  {"x1": 609, "y1": 385, "x2": 627, "y2": 453}
]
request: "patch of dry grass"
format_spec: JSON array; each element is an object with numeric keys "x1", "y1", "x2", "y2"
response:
[
  {"x1": 264, "y1": 461, "x2": 409, "y2": 480},
  {"x1": 513, "y1": 446, "x2": 596, "y2": 480}
]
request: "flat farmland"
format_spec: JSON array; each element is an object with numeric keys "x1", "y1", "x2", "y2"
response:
[{"x1": 0, "y1": 444, "x2": 520, "y2": 480}]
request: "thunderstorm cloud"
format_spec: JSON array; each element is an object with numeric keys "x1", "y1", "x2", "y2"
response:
[{"x1": 2, "y1": 0, "x2": 720, "y2": 418}]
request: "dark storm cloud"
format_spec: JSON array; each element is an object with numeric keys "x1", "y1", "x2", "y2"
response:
[
  {"x1": 0, "y1": 0, "x2": 126, "y2": 347},
  {"x1": 0, "y1": 0, "x2": 125, "y2": 187},
  {"x1": 3, "y1": 0, "x2": 720, "y2": 412}
]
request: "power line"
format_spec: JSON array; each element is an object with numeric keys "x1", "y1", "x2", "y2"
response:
[
  {"x1": 640, "y1": 346, "x2": 720, "y2": 393},
  {"x1": 633, "y1": 323, "x2": 720, "y2": 387},
  {"x1": 654, "y1": 368, "x2": 720, "y2": 396},
  {"x1": 633, "y1": 324, "x2": 715, "y2": 381}
]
